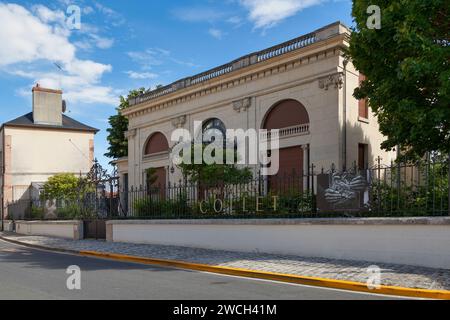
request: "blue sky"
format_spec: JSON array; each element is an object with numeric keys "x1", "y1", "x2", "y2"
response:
[{"x1": 0, "y1": 0, "x2": 353, "y2": 171}]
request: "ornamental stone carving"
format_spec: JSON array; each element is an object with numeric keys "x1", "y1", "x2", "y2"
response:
[
  {"x1": 124, "y1": 129, "x2": 136, "y2": 139},
  {"x1": 318, "y1": 73, "x2": 344, "y2": 90},
  {"x1": 171, "y1": 115, "x2": 187, "y2": 128},
  {"x1": 232, "y1": 97, "x2": 252, "y2": 113}
]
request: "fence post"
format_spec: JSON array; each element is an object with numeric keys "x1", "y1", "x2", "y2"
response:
[
  {"x1": 311, "y1": 164, "x2": 316, "y2": 213},
  {"x1": 448, "y1": 152, "x2": 450, "y2": 216}
]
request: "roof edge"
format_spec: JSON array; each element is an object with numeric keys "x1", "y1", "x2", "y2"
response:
[
  {"x1": 127, "y1": 21, "x2": 349, "y2": 108},
  {"x1": 1, "y1": 122, "x2": 99, "y2": 133}
]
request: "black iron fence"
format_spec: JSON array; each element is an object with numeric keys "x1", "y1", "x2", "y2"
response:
[
  {"x1": 6, "y1": 158, "x2": 450, "y2": 220},
  {"x1": 120, "y1": 159, "x2": 449, "y2": 219},
  {"x1": 368, "y1": 159, "x2": 449, "y2": 216},
  {"x1": 5, "y1": 161, "x2": 121, "y2": 221},
  {"x1": 125, "y1": 174, "x2": 316, "y2": 219},
  {"x1": 6, "y1": 191, "x2": 121, "y2": 221}
]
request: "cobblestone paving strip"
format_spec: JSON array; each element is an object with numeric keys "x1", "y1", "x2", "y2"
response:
[{"x1": 1, "y1": 232, "x2": 450, "y2": 291}]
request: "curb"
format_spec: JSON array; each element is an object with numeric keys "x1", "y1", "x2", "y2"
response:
[
  {"x1": 0, "y1": 236, "x2": 80, "y2": 255},
  {"x1": 79, "y1": 251, "x2": 450, "y2": 300},
  {"x1": 2, "y1": 236, "x2": 450, "y2": 300}
]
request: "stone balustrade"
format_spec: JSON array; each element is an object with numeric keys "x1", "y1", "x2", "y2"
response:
[{"x1": 260, "y1": 123, "x2": 310, "y2": 141}]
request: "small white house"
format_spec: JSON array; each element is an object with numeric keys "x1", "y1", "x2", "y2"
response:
[{"x1": 0, "y1": 84, "x2": 98, "y2": 218}]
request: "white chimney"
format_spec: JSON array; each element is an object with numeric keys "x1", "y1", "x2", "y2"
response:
[{"x1": 32, "y1": 84, "x2": 63, "y2": 126}]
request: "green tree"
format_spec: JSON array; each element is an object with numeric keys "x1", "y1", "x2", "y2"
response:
[
  {"x1": 42, "y1": 173, "x2": 81, "y2": 200},
  {"x1": 104, "y1": 88, "x2": 147, "y2": 160},
  {"x1": 145, "y1": 168, "x2": 158, "y2": 188},
  {"x1": 177, "y1": 144, "x2": 253, "y2": 186},
  {"x1": 348, "y1": 0, "x2": 449, "y2": 159}
]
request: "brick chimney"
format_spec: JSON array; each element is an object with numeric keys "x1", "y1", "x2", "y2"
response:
[{"x1": 32, "y1": 84, "x2": 63, "y2": 126}]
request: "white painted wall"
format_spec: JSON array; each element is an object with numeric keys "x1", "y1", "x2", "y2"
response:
[
  {"x1": 108, "y1": 219, "x2": 450, "y2": 269},
  {"x1": 5, "y1": 127, "x2": 94, "y2": 201},
  {"x1": 15, "y1": 220, "x2": 83, "y2": 240},
  {"x1": 3, "y1": 220, "x2": 14, "y2": 232}
]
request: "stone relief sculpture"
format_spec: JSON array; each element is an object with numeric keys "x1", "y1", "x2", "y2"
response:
[{"x1": 324, "y1": 172, "x2": 367, "y2": 207}]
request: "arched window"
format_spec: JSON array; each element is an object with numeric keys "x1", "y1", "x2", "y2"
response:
[
  {"x1": 144, "y1": 132, "x2": 169, "y2": 156},
  {"x1": 263, "y1": 99, "x2": 309, "y2": 130},
  {"x1": 202, "y1": 118, "x2": 226, "y2": 144}
]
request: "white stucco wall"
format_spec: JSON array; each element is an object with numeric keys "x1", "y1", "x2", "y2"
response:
[
  {"x1": 108, "y1": 218, "x2": 450, "y2": 269},
  {"x1": 4, "y1": 127, "x2": 94, "y2": 201},
  {"x1": 15, "y1": 220, "x2": 83, "y2": 240}
]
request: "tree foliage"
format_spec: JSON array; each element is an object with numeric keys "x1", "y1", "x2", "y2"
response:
[
  {"x1": 104, "y1": 88, "x2": 147, "y2": 160},
  {"x1": 348, "y1": 0, "x2": 449, "y2": 159},
  {"x1": 42, "y1": 173, "x2": 82, "y2": 200},
  {"x1": 177, "y1": 144, "x2": 253, "y2": 185},
  {"x1": 145, "y1": 168, "x2": 158, "y2": 188}
]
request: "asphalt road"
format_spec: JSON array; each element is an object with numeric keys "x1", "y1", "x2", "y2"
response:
[{"x1": 0, "y1": 240, "x2": 398, "y2": 300}]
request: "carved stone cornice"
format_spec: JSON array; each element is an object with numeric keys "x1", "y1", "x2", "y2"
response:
[
  {"x1": 123, "y1": 45, "x2": 345, "y2": 119},
  {"x1": 318, "y1": 73, "x2": 344, "y2": 90},
  {"x1": 171, "y1": 115, "x2": 187, "y2": 128},
  {"x1": 232, "y1": 97, "x2": 252, "y2": 113}
]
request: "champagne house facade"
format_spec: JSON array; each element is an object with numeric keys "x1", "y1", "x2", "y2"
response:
[{"x1": 118, "y1": 22, "x2": 395, "y2": 191}]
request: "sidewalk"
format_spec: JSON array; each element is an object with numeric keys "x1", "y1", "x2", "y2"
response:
[{"x1": 1, "y1": 232, "x2": 450, "y2": 291}]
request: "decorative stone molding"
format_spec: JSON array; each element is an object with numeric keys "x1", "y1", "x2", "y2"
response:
[
  {"x1": 232, "y1": 97, "x2": 252, "y2": 113},
  {"x1": 171, "y1": 115, "x2": 187, "y2": 128},
  {"x1": 318, "y1": 73, "x2": 344, "y2": 90},
  {"x1": 123, "y1": 46, "x2": 344, "y2": 119},
  {"x1": 124, "y1": 129, "x2": 136, "y2": 139}
]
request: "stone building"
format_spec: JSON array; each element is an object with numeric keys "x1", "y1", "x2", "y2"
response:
[
  {"x1": 0, "y1": 85, "x2": 98, "y2": 217},
  {"x1": 118, "y1": 22, "x2": 395, "y2": 190}
]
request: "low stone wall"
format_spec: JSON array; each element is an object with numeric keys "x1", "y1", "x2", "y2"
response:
[
  {"x1": 107, "y1": 217, "x2": 450, "y2": 269},
  {"x1": 2, "y1": 220, "x2": 15, "y2": 232},
  {"x1": 15, "y1": 220, "x2": 83, "y2": 240}
]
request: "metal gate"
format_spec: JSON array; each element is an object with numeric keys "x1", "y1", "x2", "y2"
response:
[
  {"x1": 81, "y1": 159, "x2": 121, "y2": 239},
  {"x1": 83, "y1": 220, "x2": 106, "y2": 239}
]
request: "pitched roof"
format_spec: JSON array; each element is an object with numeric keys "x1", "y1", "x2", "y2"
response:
[{"x1": 2, "y1": 112, "x2": 99, "y2": 133}]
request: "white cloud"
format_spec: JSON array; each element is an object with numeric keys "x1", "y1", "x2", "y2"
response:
[
  {"x1": 128, "y1": 48, "x2": 199, "y2": 71},
  {"x1": 125, "y1": 71, "x2": 159, "y2": 80},
  {"x1": 0, "y1": 3, "x2": 117, "y2": 105},
  {"x1": 170, "y1": 58, "x2": 198, "y2": 68},
  {"x1": 83, "y1": 6, "x2": 94, "y2": 15},
  {"x1": 93, "y1": 2, "x2": 125, "y2": 26},
  {"x1": 89, "y1": 34, "x2": 115, "y2": 49},
  {"x1": 227, "y1": 16, "x2": 244, "y2": 27},
  {"x1": 240, "y1": 0, "x2": 323, "y2": 29},
  {"x1": 172, "y1": 7, "x2": 225, "y2": 23},
  {"x1": 0, "y1": 4, "x2": 75, "y2": 66},
  {"x1": 33, "y1": 4, "x2": 66, "y2": 24},
  {"x1": 208, "y1": 28, "x2": 224, "y2": 39},
  {"x1": 127, "y1": 49, "x2": 167, "y2": 69},
  {"x1": 74, "y1": 34, "x2": 114, "y2": 51},
  {"x1": 71, "y1": 22, "x2": 114, "y2": 50}
]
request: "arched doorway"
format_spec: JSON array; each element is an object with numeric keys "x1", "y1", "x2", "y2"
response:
[
  {"x1": 262, "y1": 99, "x2": 309, "y2": 192},
  {"x1": 143, "y1": 132, "x2": 169, "y2": 197}
]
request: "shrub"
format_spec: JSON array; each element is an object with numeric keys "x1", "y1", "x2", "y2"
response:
[
  {"x1": 55, "y1": 201, "x2": 96, "y2": 220},
  {"x1": 31, "y1": 206, "x2": 45, "y2": 220},
  {"x1": 133, "y1": 194, "x2": 192, "y2": 218}
]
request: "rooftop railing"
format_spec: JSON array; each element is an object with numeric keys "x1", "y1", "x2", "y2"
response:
[{"x1": 128, "y1": 23, "x2": 345, "y2": 107}]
